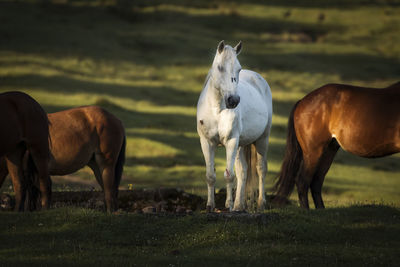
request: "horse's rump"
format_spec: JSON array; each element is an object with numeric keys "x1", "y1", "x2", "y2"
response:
[
  {"x1": 295, "y1": 83, "x2": 400, "y2": 158},
  {"x1": 0, "y1": 91, "x2": 50, "y2": 211},
  {"x1": 274, "y1": 82, "x2": 400, "y2": 209},
  {"x1": 0, "y1": 92, "x2": 50, "y2": 156}
]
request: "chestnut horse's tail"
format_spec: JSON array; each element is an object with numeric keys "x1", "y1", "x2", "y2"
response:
[
  {"x1": 114, "y1": 135, "x2": 126, "y2": 197},
  {"x1": 273, "y1": 100, "x2": 303, "y2": 203}
]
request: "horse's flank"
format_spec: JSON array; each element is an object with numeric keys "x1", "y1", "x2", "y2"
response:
[
  {"x1": 274, "y1": 82, "x2": 400, "y2": 209},
  {"x1": 47, "y1": 106, "x2": 124, "y2": 175},
  {"x1": 0, "y1": 105, "x2": 126, "y2": 212},
  {"x1": 295, "y1": 83, "x2": 400, "y2": 157}
]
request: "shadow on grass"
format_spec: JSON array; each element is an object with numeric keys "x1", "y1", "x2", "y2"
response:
[
  {"x1": 1, "y1": 1, "x2": 399, "y2": 87},
  {"x1": 228, "y1": 0, "x2": 400, "y2": 9},
  {"x1": 245, "y1": 51, "x2": 400, "y2": 81},
  {"x1": 0, "y1": 74, "x2": 200, "y2": 108},
  {"x1": 0, "y1": 203, "x2": 399, "y2": 266}
]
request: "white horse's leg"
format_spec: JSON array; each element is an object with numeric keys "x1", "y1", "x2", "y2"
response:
[
  {"x1": 224, "y1": 137, "x2": 239, "y2": 210},
  {"x1": 233, "y1": 147, "x2": 247, "y2": 211},
  {"x1": 254, "y1": 130, "x2": 270, "y2": 211},
  {"x1": 200, "y1": 136, "x2": 216, "y2": 211}
]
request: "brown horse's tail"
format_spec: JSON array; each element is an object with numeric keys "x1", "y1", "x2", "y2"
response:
[
  {"x1": 245, "y1": 143, "x2": 258, "y2": 210},
  {"x1": 114, "y1": 135, "x2": 126, "y2": 197},
  {"x1": 24, "y1": 153, "x2": 42, "y2": 211},
  {"x1": 273, "y1": 100, "x2": 303, "y2": 204}
]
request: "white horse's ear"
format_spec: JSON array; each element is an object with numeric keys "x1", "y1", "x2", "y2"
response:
[
  {"x1": 217, "y1": 40, "x2": 225, "y2": 54},
  {"x1": 234, "y1": 41, "x2": 242, "y2": 55}
]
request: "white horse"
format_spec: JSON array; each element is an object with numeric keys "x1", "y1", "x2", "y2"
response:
[{"x1": 197, "y1": 41, "x2": 272, "y2": 212}]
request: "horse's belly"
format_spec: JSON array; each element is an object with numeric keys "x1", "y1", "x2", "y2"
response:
[
  {"x1": 334, "y1": 130, "x2": 399, "y2": 158},
  {"x1": 49, "y1": 148, "x2": 94, "y2": 175},
  {"x1": 239, "y1": 120, "x2": 268, "y2": 146},
  {"x1": 239, "y1": 106, "x2": 270, "y2": 145}
]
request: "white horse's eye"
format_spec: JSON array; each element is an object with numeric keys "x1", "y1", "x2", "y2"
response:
[{"x1": 218, "y1": 65, "x2": 224, "y2": 72}]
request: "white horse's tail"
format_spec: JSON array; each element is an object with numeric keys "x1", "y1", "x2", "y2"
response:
[{"x1": 244, "y1": 143, "x2": 258, "y2": 209}]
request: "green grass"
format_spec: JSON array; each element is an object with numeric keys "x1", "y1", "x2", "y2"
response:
[
  {"x1": 1, "y1": 0, "x2": 400, "y2": 265},
  {"x1": 0, "y1": 0, "x2": 399, "y2": 205},
  {"x1": 0, "y1": 205, "x2": 399, "y2": 266}
]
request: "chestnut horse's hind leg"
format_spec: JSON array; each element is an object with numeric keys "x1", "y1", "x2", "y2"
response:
[
  {"x1": 5, "y1": 145, "x2": 26, "y2": 211},
  {"x1": 310, "y1": 140, "x2": 339, "y2": 209},
  {"x1": 101, "y1": 164, "x2": 118, "y2": 212},
  {"x1": 29, "y1": 150, "x2": 51, "y2": 210},
  {"x1": 296, "y1": 146, "x2": 326, "y2": 209},
  {"x1": 89, "y1": 154, "x2": 118, "y2": 212},
  {"x1": 88, "y1": 157, "x2": 104, "y2": 190}
]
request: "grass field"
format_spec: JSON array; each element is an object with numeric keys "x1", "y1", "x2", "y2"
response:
[
  {"x1": 1, "y1": 0, "x2": 399, "y2": 206},
  {"x1": 1, "y1": 205, "x2": 399, "y2": 266},
  {"x1": 0, "y1": 0, "x2": 399, "y2": 265}
]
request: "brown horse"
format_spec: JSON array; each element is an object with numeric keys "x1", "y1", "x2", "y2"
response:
[
  {"x1": 0, "y1": 91, "x2": 51, "y2": 211},
  {"x1": 274, "y1": 82, "x2": 400, "y2": 209},
  {"x1": 0, "y1": 106, "x2": 126, "y2": 212}
]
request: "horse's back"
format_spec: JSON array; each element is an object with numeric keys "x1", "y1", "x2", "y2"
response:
[
  {"x1": 49, "y1": 105, "x2": 123, "y2": 134},
  {"x1": 239, "y1": 70, "x2": 271, "y2": 100},
  {"x1": 295, "y1": 83, "x2": 400, "y2": 157}
]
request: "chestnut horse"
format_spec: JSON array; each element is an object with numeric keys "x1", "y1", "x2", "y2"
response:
[
  {"x1": 0, "y1": 106, "x2": 126, "y2": 212},
  {"x1": 274, "y1": 82, "x2": 400, "y2": 209},
  {"x1": 0, "y1": 91, "x2": 51, "y2": 211}
]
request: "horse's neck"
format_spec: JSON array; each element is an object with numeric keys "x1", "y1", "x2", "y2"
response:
[{"x1": 204, "y1": 79, "x2": 224, "y2": 114}]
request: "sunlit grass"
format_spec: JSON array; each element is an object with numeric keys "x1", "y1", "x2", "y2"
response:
[{"x1": 0, "y1": 0, "x2": 399, "y2": 209}]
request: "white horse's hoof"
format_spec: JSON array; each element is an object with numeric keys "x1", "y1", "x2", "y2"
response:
[{"x1": 225, "y1": 201, "x2": 233, "y2": 210}]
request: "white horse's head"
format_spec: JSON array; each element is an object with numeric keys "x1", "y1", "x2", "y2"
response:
[{"x1": 211, "y1": 40, "x2": 242, "y2": 109}]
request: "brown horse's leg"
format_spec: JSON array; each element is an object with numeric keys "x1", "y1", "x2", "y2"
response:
[
  {"x1": 5, "y1": 147, "x2": 26, "y2": 211},
  {"x1": 101, "y1": 165, "x2": 117, "y2": 212},
  {"x1": 0, "y1": 157, "x2": 9, "y2": 189},
  {"x1": 29, "y1": 151, "x2": 51, "y2": 210},
  {"x1": 88, "y1": 158, "x2": 104, "y2": 190},
  {"x1": 296, "y1": 147, "x2": 325, "y2": 209},
  {"x1": 311, "y1": 140, "x2": 339, "y2": 209},
  {"x1": 89, "y1": 154, "x2": 117, "y2": 212}
]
